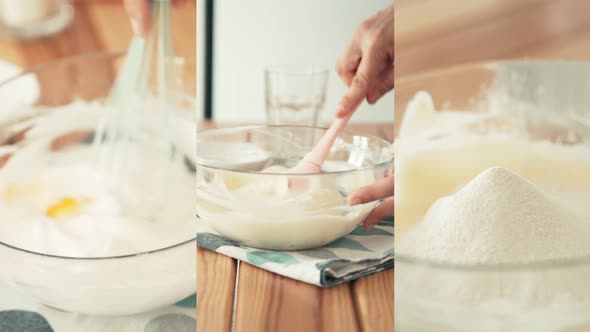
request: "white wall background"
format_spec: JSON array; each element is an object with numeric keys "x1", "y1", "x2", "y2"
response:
[{"x1": 205, "y1": 0, "x2": 393, "y2": 124}]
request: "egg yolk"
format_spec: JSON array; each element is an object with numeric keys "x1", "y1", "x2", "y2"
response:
[{"x1": 46, "y1": 197, "x2": 84, "y2": 219}]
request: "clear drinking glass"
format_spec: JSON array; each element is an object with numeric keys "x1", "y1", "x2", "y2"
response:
[{"x1": 265, "y1": 65, "x2": 328, "y2": 127}]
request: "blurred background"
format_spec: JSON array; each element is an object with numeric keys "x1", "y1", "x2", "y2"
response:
[
  {"x1": 396, "y1": 0, "x2": 590, "y2": 78},
  {"x1": 0, "y1": 0, "x2": 195, "y2": 75},
  {"x1": 396, "y1": 0, "x2": 590, "y2": 126},
  {"x1": 197, "y1": 0, "x2": 394, "y2": 125}
]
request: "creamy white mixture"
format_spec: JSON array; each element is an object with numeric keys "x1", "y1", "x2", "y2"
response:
[
  {"x1": 0, "y1": 101, "x2": 196, "y2": 257},
  {"x1": 395, "y1": 91, "x2": 590, "y2": 235},
  {"x1": 398, "y1": 167, "x2": 590, "y2": 264},
  {"x1": 196, "y1": 160, "x2": 374, "y2": 250},
  {"x1": 397, "y1": 167, "x2": 590, "y2": 332}
]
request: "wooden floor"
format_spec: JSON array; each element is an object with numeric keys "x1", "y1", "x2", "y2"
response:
[{"x1": 396, "y1": 0, "x2": 590, "y2": 79}]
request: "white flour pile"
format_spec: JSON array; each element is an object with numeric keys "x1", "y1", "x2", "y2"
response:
[
  {"x1": 394, "y1": 91, "x2": 590, "y2": 236},
  {"x1": 396, "y1": 167, "x2": 590, "y2": 331},
  {"x1": 395, "y1": 90, "x2": 590, "y2": 330},
  {"x1": 397, "y1": 167, "x2": 590, "y2": 264}
]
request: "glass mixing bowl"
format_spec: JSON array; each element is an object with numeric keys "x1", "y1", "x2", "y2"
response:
[
  {"x1": 395, "y1": 61, "x2": 590, "y2": 331},
  {"x1": 196, "y1": 125, "x2": 394, "y2": 251},
  {"x1": 0, "y1": 52, "x2": 196, "y2": 316}
]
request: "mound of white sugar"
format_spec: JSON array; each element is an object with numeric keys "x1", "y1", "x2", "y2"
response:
[{"x1": 397, "y1": 167, "x2": 590, "y2": 264}]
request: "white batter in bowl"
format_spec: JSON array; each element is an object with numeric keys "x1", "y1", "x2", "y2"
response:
[
  {"x1": 196, "y1": 126, "x2": 393, "y2": 251},
  {"x1": 0, "y1": 53, "x2": 197, "y2": 316}
]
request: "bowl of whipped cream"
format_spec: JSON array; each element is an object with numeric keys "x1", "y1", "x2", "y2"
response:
[
  {"x1": 0, "y1": 53, "x2": 196, "y2": 315},
  {"x1": 196, "y1": 125, "x2": 394, "y2": 251}
]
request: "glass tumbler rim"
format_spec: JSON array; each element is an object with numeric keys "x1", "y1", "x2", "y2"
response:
[{"x1": 265, "y1": 64, "x2": 330, "y2": 77}]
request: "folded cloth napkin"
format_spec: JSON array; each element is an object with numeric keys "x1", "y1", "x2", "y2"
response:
[
  {"x1": 0, "y1": 283, "x2": 196, "y2": 332},
  {"x1": 197, "y1": 216, "x2": 394, "y2": 287}
]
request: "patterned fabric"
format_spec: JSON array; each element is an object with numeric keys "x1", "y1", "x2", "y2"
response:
[
  {"x1": 197, "y1": 216, "x2": 394, "y2": 287},
  {"x1": 0, "y1": 283, "x2": 196, "y2": 332}
]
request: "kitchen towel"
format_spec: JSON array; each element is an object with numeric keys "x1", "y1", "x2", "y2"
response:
[
  {"x1": 0, "y1": 284, "x2": 196, "y2": 332},
  {"x1": 197, "y1": 216, "x2": 394, "y2": 287}
]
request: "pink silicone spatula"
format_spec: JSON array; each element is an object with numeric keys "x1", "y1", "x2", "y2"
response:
[{"x1": 288, "y1": 112, "x2": 353, "y2": 191}]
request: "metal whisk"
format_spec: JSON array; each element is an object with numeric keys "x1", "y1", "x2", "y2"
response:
[{"x1": 93, "y1": 0, "x2": 177, "y2": 184}]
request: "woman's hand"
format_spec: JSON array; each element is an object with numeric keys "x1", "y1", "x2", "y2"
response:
[
  {"x1": 335, "y1": 4, "x2": 394, "y2": 118},
  {"x1": 349, "y1": 176, "x2": 394, "y2": 230},
  {"x1": 123, "y1": 0, "x2": 185, "y2": 36}
]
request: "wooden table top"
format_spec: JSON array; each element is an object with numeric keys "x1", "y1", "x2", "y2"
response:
[
  {"x1": 0, "y1": 0, "x2": 195, "y2": 68},
  {"x1": 196, "y1": 122, "x2": 394, "y2": 332},
  {"x1": 396, "y1": 0, "x2": 590, "y2": 79},
  {"x1": 396, "y1": 0, "x2": 590, "y2": 133},
  {"x1": 197, "y1": 248, "x2": 394, "y2": 332}
]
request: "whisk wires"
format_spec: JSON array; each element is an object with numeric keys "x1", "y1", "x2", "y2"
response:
[{"x1": 92, "y1": 0, "x2": 176, "y2": 193}]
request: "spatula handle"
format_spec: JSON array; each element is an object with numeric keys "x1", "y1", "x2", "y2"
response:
[{"x1": 297, "y1": 112, "x2": 353, "y2": 172}]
